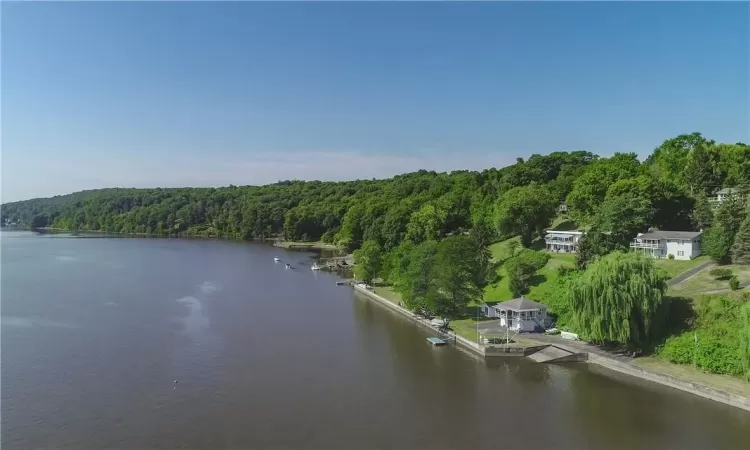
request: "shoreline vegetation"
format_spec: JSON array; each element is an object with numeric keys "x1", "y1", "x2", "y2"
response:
[
  {"x1": 3, "y1": 132, "x2": 750, "y2": 408},
  {"x1": 359, "y1": 282, "x2": 750, "y2": 411}
]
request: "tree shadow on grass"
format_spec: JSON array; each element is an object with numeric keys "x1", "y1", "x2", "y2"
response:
[
  {"x1": 528, "y1": 273, "x2": 547, "y2": 289},
  {"x1": 551, "y1": 219, "x2": 578, "y2": 231},
  {"x1": 457, "y1": 305, "x2": 494, "y2": 322},
  {"x1": 663, "y1": 296, "x2": 695, "y2": 336}
]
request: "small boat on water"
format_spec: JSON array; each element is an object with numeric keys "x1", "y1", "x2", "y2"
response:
[
  {"x1": 285, "y1": 263, "x2": 291, "y2": 269},
  {"x1": 311, "y1": 263, "x2": 321, "y2": 271},
  {"x1": 274, "y1": 257, "x2": 281, "y2": 262},
  {"x1": 336, "y1": 281, "x2": 346, "y2": 286}
]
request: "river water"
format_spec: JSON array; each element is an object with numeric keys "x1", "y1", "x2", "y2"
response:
[{"x1": 2, "y1": 231, "x2": 749, "y2": 449}]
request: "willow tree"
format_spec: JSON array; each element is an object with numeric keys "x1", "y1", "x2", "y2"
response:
[{"x1": 567, "y1": 251, "x2": 668, "y2": 349}]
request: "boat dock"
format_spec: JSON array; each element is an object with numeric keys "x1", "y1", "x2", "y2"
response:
[{"x1": 426, "y1": 337, "x2": 447, "y2": 346}]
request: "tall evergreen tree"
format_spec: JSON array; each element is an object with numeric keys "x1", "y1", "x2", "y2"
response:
[
  {"x1": 731, "y1": 213, "x2": 750, "y2": 264},
  {"x1": 704, "y1": 195, "x2": 748, "y2": 263},
  {"x1": 691, "y1": 191, "x2": 714, "y2": 230}
]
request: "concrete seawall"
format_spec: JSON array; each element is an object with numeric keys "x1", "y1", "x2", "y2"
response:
[
  {"x1": 586, "y1": 352, "x2": 750, "y2": 412},
  {"x1": 351, "y1": 284, "x2": 750, "y2": 412}
]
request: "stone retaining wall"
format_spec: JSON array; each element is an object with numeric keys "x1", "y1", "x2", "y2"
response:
[{"x1": 587, "y1": 353, "x2": 750, "y2": 412}]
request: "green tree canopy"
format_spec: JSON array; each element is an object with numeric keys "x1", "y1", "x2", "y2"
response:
[
  {"x1": 595, "y1": 178, "x2": 654, "y2": 243},
  {"x1": 566, "y1": 153, "x2": 641, "y2": 222},
  {"x1": 567, "y1": 252, "x2": 668, "y2": 349},
  {"x1": 429, "y1": 236, "x2": 484, "y2": 318},
  {"x1": 405, "y1": 204, "x2": 447, "y2": 244},
  {"x1": 575, "y1": 228, "x2": 623, "y2": 269},
  {"x1": 396, "y1": 240, "x2": 439, "y2": 312},
  {"x1": 494, "y1": 184, "x2": 556, "y2": 247},
  {"x1": 353, "y1": 240, "x2": 383, "y2": 285}
]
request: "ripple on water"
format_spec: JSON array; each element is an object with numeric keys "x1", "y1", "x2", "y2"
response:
[
  {"x1": 1, "y1": 316, "x2": 78, "y2": 329},
  {"x1": 198, "y1": 281, "x2": 221, "y2": 295}
]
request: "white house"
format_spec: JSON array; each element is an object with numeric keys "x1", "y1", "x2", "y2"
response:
[
  {"x1": 629, "y1": 230, "x2": 702, "y2": 260},
  {"x1": 481, "y1": 297, "x2": 551, "y2": 332},
  {"x1": 709, "y1": 188, "x2": 743, "y2": 209},
  {"x1": 544, "y1": 230, "x2": 584, "y2": 253}
]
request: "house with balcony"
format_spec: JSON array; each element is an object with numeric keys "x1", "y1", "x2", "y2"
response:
[
  {"x1": 630, "y1": 230, "x2": 702, "y2": 260},
  {"x1": 544, "y1": 230, "x2": 584, "y2": 253}
]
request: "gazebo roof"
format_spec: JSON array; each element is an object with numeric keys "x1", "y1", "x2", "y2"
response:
[{"x1": 493, "y1": 297, "x2": 546, "y2": 311}]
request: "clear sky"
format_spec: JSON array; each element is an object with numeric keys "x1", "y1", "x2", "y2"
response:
[{"x1": 2, "y1": 1, "x2": 748, "y2": 202}]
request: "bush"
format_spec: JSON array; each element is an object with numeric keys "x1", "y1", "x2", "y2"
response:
[
  {"x1": 659, "y1": 295, "x2": 749, "y2": 376},
  {"x1": 556, "y1": 264, "x2": 577, "y2": 277},
  {"x1": 730, "y1": 276, "x2": 740, "y2": 291},
  {"x1": 505, "y1": 250, "x2": 551, "y2": 298},
  {"x1": 668, "y1": 253, "x2": 675, "y2": 260},
  {"x1": 515, "y1": 249, "x2": 550, "y2": 271},
  {"x1": 709, "y1": 268, "x2": 733, "y2": 280}
]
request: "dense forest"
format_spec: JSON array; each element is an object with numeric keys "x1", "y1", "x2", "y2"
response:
[
  {"x1": 4, "y1": 132, "x2": 750, "y2": 376},
  {"x1": 3, "y1": 132, "x2": 748, "y2": 254}
]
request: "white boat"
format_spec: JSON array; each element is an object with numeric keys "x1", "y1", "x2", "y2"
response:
[
  {"x1": 274, "y1": 257, "x2": 281, "y2": 262},
  {"x1": 285, "y1": 263, "x2": 291, "y2": 269},
  {"x1": 311, "y1": 263, "x2": 321, "y2": 271}
]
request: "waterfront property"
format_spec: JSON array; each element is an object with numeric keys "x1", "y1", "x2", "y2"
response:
[
  {"x1": 544, "y1": 230, "x2": 584, "y2": 253},
  {"x1": 481, "y1": 297, "x2": 551, "y2": 332},
  {"x1": 630, "y1": 230, "x2": 702, "y2": 260}
]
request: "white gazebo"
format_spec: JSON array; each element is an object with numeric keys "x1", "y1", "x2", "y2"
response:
[{"x1": 481, "y1": 297, "x2": 550, "y2": 332}]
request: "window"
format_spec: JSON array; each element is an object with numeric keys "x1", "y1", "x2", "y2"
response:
[{"x1": 677, "y1": 251, "x2": 684, "y2": 256}]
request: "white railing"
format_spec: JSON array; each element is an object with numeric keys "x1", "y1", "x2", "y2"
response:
[
  {"x1": 630, "y1": 242, "x2": 661, "y2": 249},
  {"x1": 545, "y1": 238, "x2": 574, "y2": 243}
]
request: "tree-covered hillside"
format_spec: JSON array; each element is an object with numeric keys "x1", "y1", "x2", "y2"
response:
[{"x1": 2, "y1": 133, "x2": 748, "y2": 257}]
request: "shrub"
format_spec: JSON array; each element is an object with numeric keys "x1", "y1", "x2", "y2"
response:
[
  {"x1": 668, "y1": 253, "x2": 675, "y2": 260},
  {"x1": 556, "y1": 264, "x2": 577, "y2": 277},
  {"x1": 515, "y1": 248, "x2": 551, "y2": 271},
  {"x1": 730, "y1": 276, "x2": 740, "y2": 291},
  {"x1": 659, "y1": 295, "x2": 750, "y2": 376},
  {"x1": 709, "y1": 268, "x2": 733, "y2": 280}
]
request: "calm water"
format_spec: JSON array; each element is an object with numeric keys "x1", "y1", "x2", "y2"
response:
[{"x1": 2, "y1": 231, "x2": 749, "y2": 450}]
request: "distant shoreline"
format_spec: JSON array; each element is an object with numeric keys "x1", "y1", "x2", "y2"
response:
[{"x1": 2, "y1": 227, "x2": 341, "y2": 250}]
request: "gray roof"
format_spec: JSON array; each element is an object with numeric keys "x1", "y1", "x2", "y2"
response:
[
  {"x1": 717, "y1": 188, "x2": 737, "y2": 195},
  {"x1": 493, "y1": 297, "x2": 547, "y2": 311},
  {"x1": 548, "y1": 233, "x2": 573, "y2": 239},
  {"x1": 637, "y1": 230, "x2": 702, "y2": 241}
]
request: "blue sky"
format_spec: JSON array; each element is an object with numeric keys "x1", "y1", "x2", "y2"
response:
[{"x1": 2, "y1": 2, "x2": 748, "y2": 202}]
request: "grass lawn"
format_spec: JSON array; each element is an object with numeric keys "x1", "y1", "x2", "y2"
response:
[
  {"x1": 634, "y1": 357, "x2": 750, "y2": 398},
  {"x1": 653, "y1": 255, "x2": 710, "y2": 279},
  {"x1": 485, "y1": 237, "x2": 576, "y2": 303},
  {"x1": 669, "y1": 264, "x2": 750, "y2": 296},
  {"x1": 489, "y1": 237, "x2": 521, "y2": 262},
  {"x1": 372, "y1": 285, "x2": 402, "y2": 305}
]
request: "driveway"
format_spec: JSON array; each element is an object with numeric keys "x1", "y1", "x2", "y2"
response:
[
  {"x1": 467, "y1": 319, "x2": 508, "y2": 336},
  {"x1": 667, "y1": 261, "x2": 715, "y2": 286}
]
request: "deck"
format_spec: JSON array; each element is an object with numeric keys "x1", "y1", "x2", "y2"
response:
[{"x1": 426, "y1": 337, "x2": 447, "y2": 346}]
